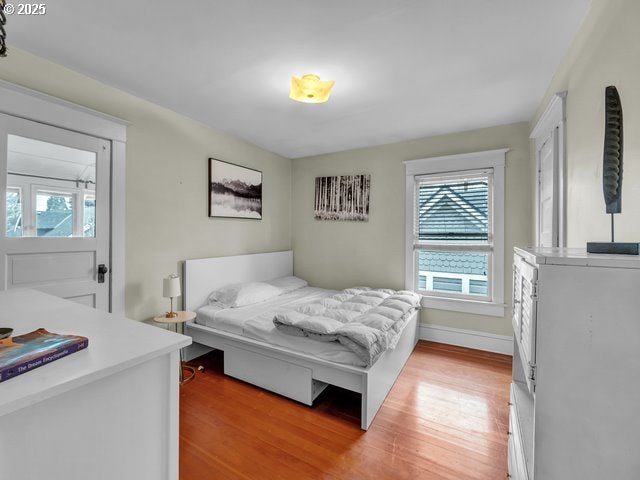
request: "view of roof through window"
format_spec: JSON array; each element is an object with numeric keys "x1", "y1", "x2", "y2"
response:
[
  {"x1": 417, "y1": 176, "x2": 490, "y2": 297},
  {"x1": 418, "y1": 179, "x2": 488, "y2": 243}
]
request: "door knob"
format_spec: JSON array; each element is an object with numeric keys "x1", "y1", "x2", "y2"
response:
[{"x1": 97, "y1": 264, "x2": 109, "y2": 283}]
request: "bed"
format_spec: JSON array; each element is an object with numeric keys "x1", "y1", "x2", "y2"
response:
[{"x1": 182, "y1": 250, "x2": 419, "y2": 430}]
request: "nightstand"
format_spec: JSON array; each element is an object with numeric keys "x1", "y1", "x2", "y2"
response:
[{"x1": 153, "y1": 310, "x2": 197, "y2": 384}]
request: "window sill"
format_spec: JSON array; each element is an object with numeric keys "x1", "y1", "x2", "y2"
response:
[{"x1": 420, "y1": 295, "x2": 506, "y2": 317}]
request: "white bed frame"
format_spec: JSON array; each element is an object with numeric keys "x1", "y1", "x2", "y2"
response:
[{"x1": 182, "y1": 250, "x2": 419, "y2": 430}]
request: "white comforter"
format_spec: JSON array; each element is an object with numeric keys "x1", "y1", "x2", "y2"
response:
[{"x1": 273, "y1": 288, "x2": 421, "y2": 367}]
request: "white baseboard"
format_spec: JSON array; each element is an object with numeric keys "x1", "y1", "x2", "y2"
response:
[{"x1": 420, "y1": 324, "x2": 513, "y2": 356}]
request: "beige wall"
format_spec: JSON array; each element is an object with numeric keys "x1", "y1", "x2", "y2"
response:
[
  {"x1": 12, "y1": 0, "x2": 629, "y2": 335},
  {"x1": 0, "y1": 47, "x2": 292, "y2": 321},
  {"x1": 533, "y1": 0, "x2": 640, "y2": 247},
  {"x1": 292, "y1": 122, "x2": 532, "y2": 336}
]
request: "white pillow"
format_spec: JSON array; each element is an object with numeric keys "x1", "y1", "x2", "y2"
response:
[
  {"x1": 207, "y1": 282, "x2": 283, "y2": 307},
  {"x1": 266, "y1": 276, "x2": 308, "y2": 293}
]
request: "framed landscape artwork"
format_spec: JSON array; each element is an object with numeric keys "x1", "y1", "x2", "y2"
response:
[
  {"x1": 208, "y1": 158, "x2": 262, "y2": 219},
  {"x1": 314, "y1": 174, "x2": 370, "y2": 221}
]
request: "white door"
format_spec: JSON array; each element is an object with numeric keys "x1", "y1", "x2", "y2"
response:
[
  {"x1": 0, "y1": 113, "x2": 111, "y2": 310},
  {"x1": 537, "y1": 129, "x2": 559, "y2": 248},
  {"x1": 532, "y1": 93, "x2": 566, "y2": 248}
]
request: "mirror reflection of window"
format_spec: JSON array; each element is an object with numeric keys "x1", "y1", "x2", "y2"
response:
[{"x1": 6, "y1": 135, "x2": 97, "y2": 238}]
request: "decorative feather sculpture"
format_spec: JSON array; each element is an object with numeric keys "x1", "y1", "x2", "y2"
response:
[
  {"x1": 0, "y1": 0, "x2": 7, "y2": 57},
  {"x1": 587, "y1": 85, "x2": 638, "y2": 254},
  {"x1": 603, "y1": 85, "x2": 623, "y2": 214}
]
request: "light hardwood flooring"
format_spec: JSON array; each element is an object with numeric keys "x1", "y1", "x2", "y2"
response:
[{"x1": 179, "y1": 341, "x2": 512, "y2": 480}]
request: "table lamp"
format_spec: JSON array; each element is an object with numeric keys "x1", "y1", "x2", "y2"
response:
[{"x1": 163, "y1": 274, "x2": 181, "y2": 318}]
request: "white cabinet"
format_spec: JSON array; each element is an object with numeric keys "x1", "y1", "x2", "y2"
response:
[
  {"x1": 508, "y1": 247, "x2": 640, "y2": 480},
  {"x1": 0, "y1": 289, "x2": 190, "y2": 480}
]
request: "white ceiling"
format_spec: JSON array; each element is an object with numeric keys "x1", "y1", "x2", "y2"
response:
[
  {"x1": 8, "y1": 135, "x2": 96, "y2": 182},
  {"x1": 7, "y1": 0, "x2": 591, "y2": 159}
]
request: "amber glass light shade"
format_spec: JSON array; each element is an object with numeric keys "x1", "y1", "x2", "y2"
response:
[{"x1": 289, "y1": 74, "x2": 335, "y2": 103}]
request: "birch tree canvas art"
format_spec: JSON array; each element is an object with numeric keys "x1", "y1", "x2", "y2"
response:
[{"x1": 314, "y1": 175, "x2": 370, "y2": 221}]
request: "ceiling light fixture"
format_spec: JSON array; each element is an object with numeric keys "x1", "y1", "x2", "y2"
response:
[{"x1": 289, "y1": 74, "x2": 335, "y2": 103}]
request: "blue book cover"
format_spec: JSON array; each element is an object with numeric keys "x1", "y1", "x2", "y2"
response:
[{"x1": 0, "y1": 328, "x2": 88, "y2": 383}]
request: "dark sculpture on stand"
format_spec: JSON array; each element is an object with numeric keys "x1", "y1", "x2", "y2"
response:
[
  {"x1": 587, "y1": 86, "x2": 639, "y2": 254},
  {"x1": 0, "y1": 0, "x2": 6, "y2": 57},
  {"x1": 602, "y1": 85, "x2": 623, "y2": 216}
]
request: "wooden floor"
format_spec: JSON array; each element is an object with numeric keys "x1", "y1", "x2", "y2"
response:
[{"x1": 179, "y1": 341, "x2": 512, "y2": 480}]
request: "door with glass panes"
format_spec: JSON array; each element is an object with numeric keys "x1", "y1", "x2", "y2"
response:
[{"x1": 0, "y1": 113, "x2": 111, "y2": 310}]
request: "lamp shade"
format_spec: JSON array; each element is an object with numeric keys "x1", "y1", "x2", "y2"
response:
[
  {"x1": 163, "y1": 275, "x2": 181, "y2": 298},
  {"x1": 289, "y1": 74, "x2": 335, "y2": 103}
]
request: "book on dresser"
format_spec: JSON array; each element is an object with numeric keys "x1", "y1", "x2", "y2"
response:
[{"x1": 0, "y1": 328, "x2": 88, "y2": 383}]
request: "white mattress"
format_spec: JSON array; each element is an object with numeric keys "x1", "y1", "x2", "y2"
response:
[{"x1": 195, "y1": 287, "x2": 369, "y2": 367}]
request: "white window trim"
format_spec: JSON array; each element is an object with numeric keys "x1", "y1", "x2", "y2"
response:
[
  {"x1": 404, "y1": 149, "x2": 507, "y2": 317},
  {"x1": 0, "y1": 80, "x2": 128, "y2": 315}
]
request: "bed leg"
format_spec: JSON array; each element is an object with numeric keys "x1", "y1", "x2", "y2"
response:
[
  {"x1": 361, "y1": 395, "x2": 372, "y2": 431},
  {"x1": 361, "y1": 380, "x2": 375, "y2": 430}
]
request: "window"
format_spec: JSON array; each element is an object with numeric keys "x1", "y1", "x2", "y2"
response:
[
  {"x1": 5, "y1": 183, "x2": 96, "y2": 238},
  {"x1": 6, "y1": 187, "x2": 22, "y2": 237},
  {"x1": 36, "y1": 190, "x2": 74, "y2": 237},
  {"x1": 405, "y1": 150, "x2": 506, "y2": 317},
  {"x1": 5, "y1": 134, "x2": 97, "y2": 238},
  {"x1": 84, "y1": 194, "x2": 96, "y2": 237},
  {"x1": 415, "y1": 171, "x2": 492, "y2": 301}
]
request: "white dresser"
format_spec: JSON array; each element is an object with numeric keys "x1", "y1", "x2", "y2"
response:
[
  {"x1": 0, "y1": 289, "x2": 191, "y2": 480},
  {"x1": 509, "y1": 247, "x2": 640, "y2": 479}
]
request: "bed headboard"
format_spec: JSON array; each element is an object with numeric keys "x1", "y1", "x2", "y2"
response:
[{"x1": 183, "y1": 250, "x2": 293, "y2": 311}]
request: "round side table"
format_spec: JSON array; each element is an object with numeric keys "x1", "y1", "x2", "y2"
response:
[{"x1": 154, "y1": 311, "x2": 197, "y2": 385}]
